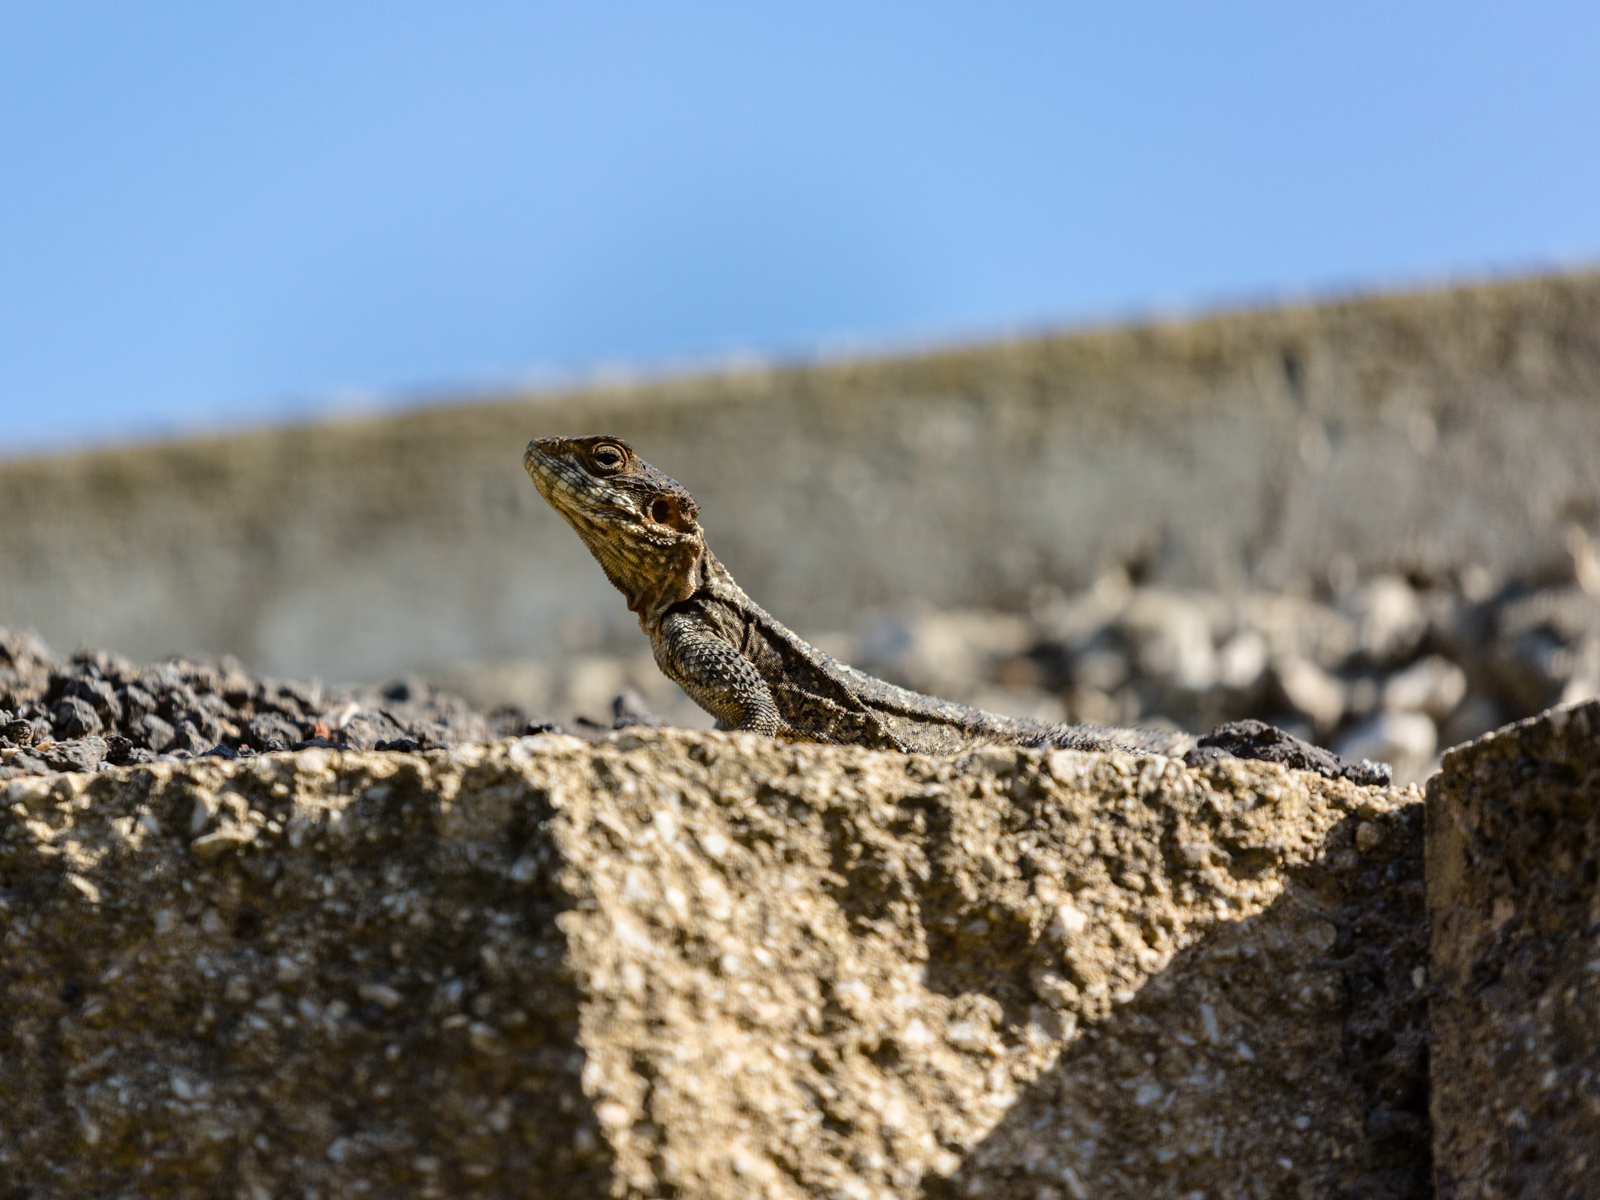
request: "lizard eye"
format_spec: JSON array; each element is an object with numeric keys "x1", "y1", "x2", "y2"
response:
[{"x1": 589, "y1": 444, "x2": 625, "y2": 471}]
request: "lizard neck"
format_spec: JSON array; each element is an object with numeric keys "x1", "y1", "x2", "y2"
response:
[{"x1": 629, "y1": 540, "x2": 725, "y2": 633}]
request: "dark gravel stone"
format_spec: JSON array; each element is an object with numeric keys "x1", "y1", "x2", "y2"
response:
[
  {"x1": 244, "y1": 713, "x2": 304, "y2": 753},
  {"x1": 116, "y1": 684, "x2": 158, "y2": 722},
  {"x1": 36, "y1": 736, "x2": 107, "y2": 773},
  {"x1": 65, "y1": 676, "x2": 123, "y2": 723},
  {"x1": 103, "y1": 736, "x2": 141, "y2": 766},
  {"x1": 379, "y1": 677, "x2": 423, "y2": 703},
  {"x1": 131, "y1": 713, "x2": 177, "y2": 753},
  {"x1": 156, "y1": 684, "x2": 199, "y2": 723},
  {"x1": 273, "y1": 680, "x2": 322, "y2": 715},
  {"x1": 1191, "y1": 718, "x2": 1393, "y2": 786},
  {"x1": 51, "y1": 696, "x2": 102, "y2": 739},
  {"x1": 375, "y1": 738, "x2": 421, "y2": 752},
  {"x1": 612, "y1": 689, "x2": 662, "y2": 729},
  {"x1": 169, "y1": 720, "x2": 207, "y2": 754},
  {"x1": 334, "y1": 711, "x2": 409, "y2": 752},
  {"x1": 487, "y1": 704, "x2": 530, "y2": 738},
  {"x1": 0, "y1": 627, "x2": 497, "y2": 777}
]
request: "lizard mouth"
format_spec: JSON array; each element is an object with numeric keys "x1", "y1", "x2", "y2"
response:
[{"x1": 523, "y1": 439, "x2": 564, "y2": 492}]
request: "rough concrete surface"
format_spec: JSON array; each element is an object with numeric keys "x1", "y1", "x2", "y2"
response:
[
  {"x1": 3, "y1": 271, "x2": 1599, "y2": 682},
  {"x1": 1, "y1": 729, "x2": 1422, "y2": 1198},
  {"x1": 1427, "y1": 697, "x2": 1600, "y2": 1199}
]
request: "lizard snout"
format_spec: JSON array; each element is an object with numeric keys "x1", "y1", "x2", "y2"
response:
[{"x1": 523, "y1": 438, "x2": 561, "y2": 477}]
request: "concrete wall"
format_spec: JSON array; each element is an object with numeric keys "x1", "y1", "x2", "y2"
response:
[
  {"x1": 1427, "y1": 698, "x2": 1600, "y2": 1197},
  {"x1": 3, "y1": 270, "x2": 1599, "y2": 682}
]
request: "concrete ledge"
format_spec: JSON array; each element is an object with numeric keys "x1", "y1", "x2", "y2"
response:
[
  {"x1": 1427, "y1": 698, "x2": 1600, "y2": 1199},
  {"x1": 1, "y1": 731, "x2": 1420, "y2": 1198}
]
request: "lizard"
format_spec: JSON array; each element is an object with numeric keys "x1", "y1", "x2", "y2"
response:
[{"x1": 523, "y1": 433, "x2": 1391, "y2": 782}]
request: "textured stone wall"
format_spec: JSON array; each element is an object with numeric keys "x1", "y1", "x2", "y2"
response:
[
  {"x1": 1427, "y1": 698, "x2": 1600, "y2": 1198},
  {"x1": 3, "y1": 271, "x2": 1598, "y2": 682},
  {"x1": 0, "y1": 731, "x2": 1424, "y2": 1198}
]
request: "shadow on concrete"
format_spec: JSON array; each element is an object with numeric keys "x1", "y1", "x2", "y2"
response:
[{"x1": 923, "y1": 806, "x2": 1430, "y2": 1200}]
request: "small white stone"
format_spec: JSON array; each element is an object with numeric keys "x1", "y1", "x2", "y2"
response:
[
  {"x1": 191, "y1": 823, "x2": 257, "y2": 860},
  {"x1": 1218, "y1": 630, "x2": 1269, "y2": 689},
  {"x1": 509, "y1": 855, "x2": 539, "y2": 884},
  {"x1": 358, "y1": 983, "x2": 402, "y2": 1010},
  {"x1": 621, "y1": 869, "x2": 652, "y2": 904},
  {"x1": 1305, "y1": 920, "x2": 1338, "y2": 952},
  {"x1": 881, "y1": 1096, "x2": 909, "y2": 1131},
  {"x1": 190, "y1": 793, "x2": 219, "y2": 834},
  {"x1": 732, "y1": 1150, "x2": 777, "y2": 1182},
  {"x1": 899, "y1": 1019, "x2": 935, "y2": 1047},
  {"x1": 1134, "y1": 1083, "x2": 1163, "y2": 1106},
  {"x1": 1337, "y1": 711, "x2": 1436, "y2": 771},
  {"x1": 1492, "y1": 897, "x2": 1517, "y2": 930},
  {"x1": 946, "y1": 1021, "x2": 993, "y2": 1054},
  {"x1": 1052, "y1": 903, "x2": 1089, "y2": 937},
  {"x1": 1383, "y1": 655, "x2": 1467, "y2": 718},
  {"x1": 1275, "y1": 655, "x2": 1345, "y2": 729}
]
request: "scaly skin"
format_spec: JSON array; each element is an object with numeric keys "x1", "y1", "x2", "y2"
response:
[{"x1": 524, "y1": 435, "x2": 1193, "y2": 756}]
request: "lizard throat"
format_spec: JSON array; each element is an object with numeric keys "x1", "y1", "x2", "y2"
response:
[{"x1": 589, "y1": 529, "x2": 706, "y2": 631}]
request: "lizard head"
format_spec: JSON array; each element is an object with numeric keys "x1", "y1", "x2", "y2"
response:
[{"x1": 524, "y1": 435, "x2": 707, "y2": 626}]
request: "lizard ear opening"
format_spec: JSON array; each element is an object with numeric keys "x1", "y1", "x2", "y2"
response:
[{"x1": 648, "y1": 495, "x2": 696, "y2": 532}]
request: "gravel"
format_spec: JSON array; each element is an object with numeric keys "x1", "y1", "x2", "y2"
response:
[
  {"x1": 8, "y1": 550, "x2": 1599, "y2": 783},
  {"x1": 0, "y1": 633, "x2": 516, "y2": 779}
]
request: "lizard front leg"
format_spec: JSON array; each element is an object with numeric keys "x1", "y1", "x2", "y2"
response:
[{"x1": 654, "y1": 612, "x2": 782, "y2": 737}]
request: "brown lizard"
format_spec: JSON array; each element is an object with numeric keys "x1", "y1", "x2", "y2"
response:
[{"x1": 524, "y1": 434, "x2": 1390, "y2": 781}]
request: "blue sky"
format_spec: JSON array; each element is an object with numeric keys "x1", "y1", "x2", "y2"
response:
[{"x1": 2, "y1": 2, "x2": 1597, "y2": 454}]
